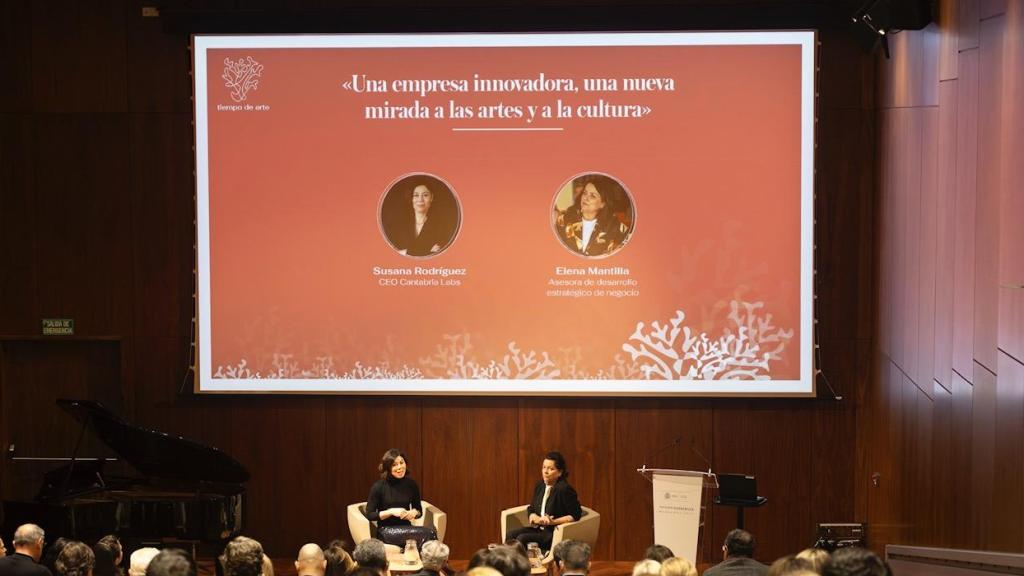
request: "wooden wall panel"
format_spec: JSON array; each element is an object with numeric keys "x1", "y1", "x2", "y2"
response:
[
  {"x1": 712, "y1": 403, "x2": 812, "y2": 563},
  {"x1": 949, "y1": 371, "x2": 975, "y2": 548},
  {"x1": 973, "y1": 16, "x2": 1004, "y2": 374},
  {"x1": 31, "y1": 117, "x2": 135, "y2": 337},
  {"x1": 959, "y1": 0, "x2": 980, "y2": 50},
  {"x1": 930, "y1": 381, "x2": 954, "y2": 548},
  {"x1": 0, "y1": 117, "x2": 37, "y2": 335},
  {"x1": 952, "y1": 48, "x2": 978, "y2": 380},
  {"x1": 0, "y1": 1, "x2": 33, "y2": 112},
  {"x1": 29, "y1": 0, "x2": 128, "y2": 113},
  {"x1": 518, "y1": 399, "x2": 616, "y2": 559},
  {"x1": 992, "y1": 353, "x2": 1024, "y2": 550},
  {"x1": 420, "y1": 399, "x2": 518, "y2": 559},
  {"x1": 611, "y1": 400, "x2": 712, "y2": 562},
  {"x1": 939, "y1": 0, "x2": 960, "y2": 80},
  {"x1": 997, "y1": 2, "x2": 1024, "y2": 364},
  {"x1": 933, "y1": 80, "x2": 958, "y2": 392},
  {"x1": 970, "y1": 363, "x2": 997, "y2": 547},
  {"x1": 125, "y1": 6, "x2": 191, "y2": 114},
  {"x1": 916, "y1": 108, "x2": 938, "y2": 391}
]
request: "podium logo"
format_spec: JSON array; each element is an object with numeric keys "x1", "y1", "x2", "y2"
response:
[
  {"x1": 222, "y1": 56, "x2": 263, "y2": 102},
  {"x1": 663, "y1": 492, "x2": 671, "y2": 500}
]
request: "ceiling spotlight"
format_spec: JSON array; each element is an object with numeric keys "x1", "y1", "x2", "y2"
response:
[{"x1": 878, "y1": 29, "x2": 886, "y2": 35}]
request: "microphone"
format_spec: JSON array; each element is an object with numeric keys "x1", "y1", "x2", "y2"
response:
[
  {"x1": 690, "y1": 436, "x2": 712, "y2": 474},
  {"x1": 641, "y1": 436, "x2": 683, "y2": 470}
]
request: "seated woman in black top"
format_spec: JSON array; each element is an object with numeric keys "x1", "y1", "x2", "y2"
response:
[
  {"x1": 365, "y1": 448, "x2": 437, "y2": 548},
  {"x1": 507, "y1": 451, "x2": 583, "y2": 552}
]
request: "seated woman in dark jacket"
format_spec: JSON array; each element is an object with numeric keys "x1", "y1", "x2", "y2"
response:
[
  {"x1": 507, "y1": 451, "x2": 583, "y2": 552},
  {"x1": 365, "y1": 449, "x2": 437, "y2": 548}
]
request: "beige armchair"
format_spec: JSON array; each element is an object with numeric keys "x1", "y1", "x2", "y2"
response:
[
  {"x1": 500, "y1": 505, "x2": 600, "y2": 564},
  {"x1": 347, "y1": 500, "x2": 448, "y2": 552}
]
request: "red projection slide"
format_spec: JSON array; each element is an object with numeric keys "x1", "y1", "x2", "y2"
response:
[{"x1": 193, "y1": 32, "x2": 816, "y2": 395}]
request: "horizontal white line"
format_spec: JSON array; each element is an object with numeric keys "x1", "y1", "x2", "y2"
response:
[{"x1": 452, "y1": 127, "x2": 564, "y2": 132}]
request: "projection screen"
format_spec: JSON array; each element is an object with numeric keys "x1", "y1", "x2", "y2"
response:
[{"x1": 193, "y1": 31, "x2": 816, "y2": 395}]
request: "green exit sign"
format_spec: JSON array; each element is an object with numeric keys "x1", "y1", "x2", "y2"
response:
[{"x1": 42, "y1": 318, "x2": 74, "y2": 336}]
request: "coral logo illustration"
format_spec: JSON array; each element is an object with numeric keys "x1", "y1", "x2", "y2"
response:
[{"x1": 222, "y1": 56, "x2": 263, "y2": 102}]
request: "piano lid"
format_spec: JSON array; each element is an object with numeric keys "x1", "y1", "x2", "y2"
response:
[{"x1": 57, "y1": 399, "x2": 249, "y2": 485}]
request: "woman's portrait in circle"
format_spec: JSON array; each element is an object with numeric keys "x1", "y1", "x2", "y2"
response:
[
  {"x1": 552, "y1": 173, "x2": 635, "y2": 258},
  {"x1": 379, "y1": 173, "x2": 461, "y2": 258}
]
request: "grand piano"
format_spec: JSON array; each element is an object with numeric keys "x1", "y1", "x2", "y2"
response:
[{"x1": 1, "y1": 399, "x2": 247, "y2": 544}]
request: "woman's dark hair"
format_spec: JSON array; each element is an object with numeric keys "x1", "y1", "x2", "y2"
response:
[
  {"x1": 56, "y1": 541, "x2": 96, "y2": 576},
  {"x1": 92, "y1": 542, "x2": 117, "y2": 576},
  {"x1": 96, "y1": 536, "x2": 122, "y2": 576},
  {"x1": 545, "y1": 451, "x2": 569, "y2": 480},
  {"x1": 644, "y1": 544, "x2": 674, "y2": 563},
  {"x1": 324, "y1": 540, "x2": 356, "y2": 576},
  {"x1": 379, "y1": 448, "x2": 408, "y2": 479},
  {"x1": 468, "y1": 546, "x2": 529, "y2": 576},
  {"x1": 572, "y1": 175, "x2": 617, "y2": 218},
  {"x1": 42, "y1": 538, "x2": 72, "y2": 576}
]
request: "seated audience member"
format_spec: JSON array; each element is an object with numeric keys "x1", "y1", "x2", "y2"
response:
[
  {"x1": 127, "y1": 549, "x2": 159, "y2": 576},
  {"x1": 55, "y1": 542, "x2": 95, "y2": 576},
  {"x1": 821, "y1": 548, "x2": 890, "y2": 576},
  {"x1": 0, "y1": 524, "x2": 50, "y2": 576},
  {"x1": 295, "y1": 544, "x2": 326, "y2": 576},
  {"x1": 412, "y1": 541, "x2": 449, "y2": 576},
  {"x1": 351, "y1": 540, "x2": 388, "y2": 576},
  {"x1": 643, "y1": 546, "x2": 674, "y2": 564},
  {"x1": 221, "y1": 537, "x2": 264, "y2": 576},
  {"x1": 631, "y1": 559, "x2": 661, "y2": 576},
  {"x1": 659, "y1": 558, "x2": 696, "y2": 576},
  {"x1": 323, "y1": 542, "x2": 356, "y2": 576},
  {"x1": 552, "y1": 541, "x2": 591, "y2": 576},
  {"x1": 704, "y1": 529, "x2": 768, "y2": 576},
  {"x1": 795, "y1": 549, "x2": 829, "y2": 573},
  {"x1": 467, "y1": 546, "x2": 529, "y2": 576},
  {"x1": 765, "y1": 556, "x2": 815, "y2": 576},
  {"x1": 42, "y1": 539, "x2": 71, "y2": 576},
  {"x1": 1, "y1": 537, "x2": 7, "y2": 557},
  {"x1": 145, "y1": 550, "x2": 196, "y2": 576},
  {"x1": 349, "y1": 568, "x2": 384, "y2": 576},
  {"x1": 92, "y1": 543, "x2": 117, "y2": 576},
  {"x1": 96, "y1": 538, "x2": 122, "y2": 576},
  {"x1": 464, "y1": 569, "x2": 501, "y2": 576}
]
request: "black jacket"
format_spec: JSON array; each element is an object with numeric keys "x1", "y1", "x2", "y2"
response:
[
  {"x1": 527, "y1": 478, "x2": 582, "y2": 522},
  {"x1": 0, "y1": 553, "x2": 51, "y2": 576},
  {"x1": 703, "y1": 556, "x2": 769, "y2": 576}
]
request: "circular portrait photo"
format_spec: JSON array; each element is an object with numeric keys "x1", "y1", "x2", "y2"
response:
[
  {"x1": 551, "y1": 173, "x2": 635, "y2": 258},
  {"x1": 379, "y1": 173, "x2": 461, "y2": 258}
]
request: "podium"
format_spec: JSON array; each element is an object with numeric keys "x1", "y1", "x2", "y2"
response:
[{"x1": 637, "y1": 467, "x2": 718, "y2": 565}]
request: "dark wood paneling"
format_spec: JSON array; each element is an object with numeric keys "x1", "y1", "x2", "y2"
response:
[
  {"x1": 992, "y1": 353, "x2": 1024, "y2": 550},
  {"x1": 612, "y1": 399, "x2": 712, "y2": 562},
  {"x1": 930, "y1": 381, "x2": 953, "y2": 548},
  {"x1": 518, "y1": 399, "x2": 616, "y2": 559},
  {"x1": 973, "y1": 16, "x2": 1004, "y2": 375},
  {"x1": 420, "y1": 398, "x2": 518, "y2": 559},
  {"x1": 31, "y1": 116, "x2": 135, "y2": 337},
  {"x1": 0, "y1": 116, "x2": 37, "y2": 335},
  {"x1": 128, "y1": 114, "x2": 194, "y2": 339},
  {"x1": 712, "y1": 403, "x2": 812, "y2": 563},
  {"x1": 970, "y1": 362, "x2": 997, "y2": 547},
  {"x1": 0, "y1": 1, "x2": 33, "y2": 112},
  {"x1": 950, "y1": 371, "x2": 975, "y2": 548},
  {"x1": 125, "y1": 3, "x2": 191, "y2": 113},
  {"x1": 29, "y1": 0, "x2": 128, "y2": 113}
]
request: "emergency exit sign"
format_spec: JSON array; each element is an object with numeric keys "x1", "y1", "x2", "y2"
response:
[{"x1": 42, "y1": 318, "x2": 74, "y2": 335}]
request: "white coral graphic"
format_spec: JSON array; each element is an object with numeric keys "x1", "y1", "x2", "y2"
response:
[
  {"x1": 623, "y1": 300, "x2": 793, "y2": 380},
  {"x1": 213, "y1": 355, "x2": 422, "y2": 379},
  {"x1": 418, "y1": 334, "x2": 560, "y2": 379},
  {"x1": 222, "y1": 56, "x2": 263, "y2": 102}
]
